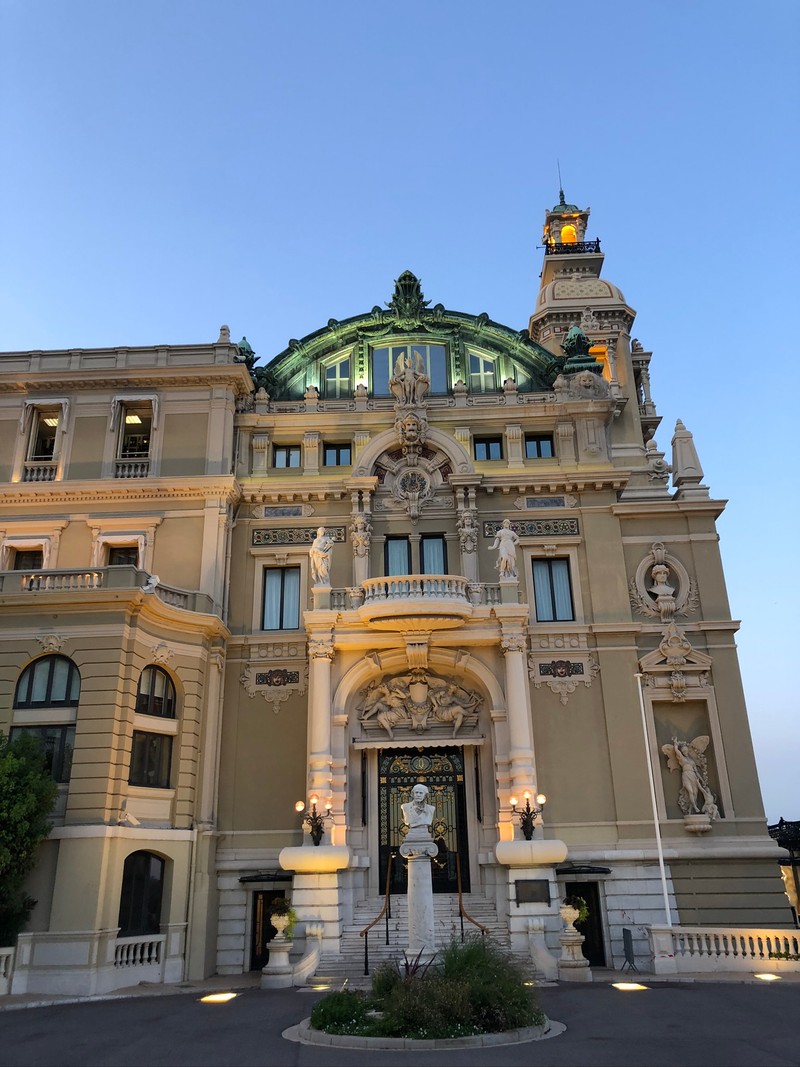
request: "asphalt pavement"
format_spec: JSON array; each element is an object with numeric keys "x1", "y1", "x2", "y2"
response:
[{"x1": 0, "y1": 971, "x2": 798, "y2": 1067}]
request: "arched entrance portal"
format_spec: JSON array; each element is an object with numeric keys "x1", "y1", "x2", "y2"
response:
[{"x1": 378, "y1": 748, "x2": 470, "y2": 894}]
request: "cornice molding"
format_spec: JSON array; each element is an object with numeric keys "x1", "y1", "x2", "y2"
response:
[{"x1": 0, "y1": 476, "x2": 242, "y2": 507}]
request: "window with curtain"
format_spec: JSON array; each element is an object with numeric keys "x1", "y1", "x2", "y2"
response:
[
  {"x1": 262, "y1": 566, "x2": 301, "y2": 629},
  {"x1": 385, "y1": 537, "x2": 411, "y2": 576},
  {"x1": 14, "y1": 655, "x2": 81, "y2": 708},
  {"x1": 420, "y1": 535, "x2": 447, "y2": 574},
  {"x1": 135, "y1": 666, "x2": 176, "y2": 718},
  {"x1": 532, "y1": 558, "x2": 574, "y2": 622}
]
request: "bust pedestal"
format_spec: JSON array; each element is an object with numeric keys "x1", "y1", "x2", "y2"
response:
[{"x1": 400, "y1": 826, "x2": 438, "y2": 956}]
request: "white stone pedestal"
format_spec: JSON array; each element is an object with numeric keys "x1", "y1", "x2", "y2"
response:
[
  {"x1": 558, "y1": 926, "x2": 592, "y2": 982},
  {"x1": 400, "y1": 829, "x2": 438, "y2": 955},
  {"x1": 260, "y1": 938, "x2": 294, "y2": 989}
]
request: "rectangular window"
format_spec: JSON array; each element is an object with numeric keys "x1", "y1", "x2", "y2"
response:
[
  {"x1": 525, "y1": 434, "x2": 555, "y2": 459},
  {"x1": 129, "y1": 731, "x2": 173, "y2": 788},
  {"x1": 108, "y1": 545, "x2": 140, "y2": 567},
  {"x1": 323, "y1": 356, "x2": 351, "y2": 399},
  {"x1": 420, "y1": 535, "x2": 447, "y2": 574},
  {"x1": 323, "y1": 444, "x2": 352, "y2": 466},
  {"x1": 474, "y1": 437, "x2": 503, "y2": 461},
  {"x1": 262, "y1": 566, "x2": 301, "y2": 629},
  {"x1": 371, "y1": 343, "x2": 447, "y2": 397},
  {"x1": 273, "y1": 445, "x2": 301, "y2": 468},
  {"x1": 468, "y1": 351, "x2": 497, "y2": 393},
  {"x1": 532, "y1": 558, "x2": 574, "y2": 622},
  {"x1": 10, "y1": 724, "x2": 76, "y2": 783},
  {"x1": 12, "y1": 548, "x2": 44, "y2": 570},
  {"x1": 385, "y1": 536, "x2": 411, "y2": 576},
  {"x1": 28, "y1": 410, "x2": 60, "y2": 460},
  {"x1": 118, "y1": 407, "x2": 152, "y2": 459}
]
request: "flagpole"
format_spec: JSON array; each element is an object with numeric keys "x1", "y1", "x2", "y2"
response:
[{"x1": 635, "y1": 672, "x2": 673, "y2": 927}]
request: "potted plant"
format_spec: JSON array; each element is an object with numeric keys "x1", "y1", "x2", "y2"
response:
[
  {"x1": 559, "y1": 895, "x2": 589, "y2": 929},
  {"x1": 267, "y1": 897, "x2": 298, "y2": 941}
]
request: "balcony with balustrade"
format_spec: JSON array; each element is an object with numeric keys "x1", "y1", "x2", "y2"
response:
[
  {"x1": 0, "y1": 566, "x2": 215, "y2": 614},
  {"x1": 329, "y1": 574, "x2": 509, "y2": 631}
]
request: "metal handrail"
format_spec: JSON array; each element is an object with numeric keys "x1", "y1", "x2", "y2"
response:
[
  {"x1": 455, "y1": 853, "x2": 489, "y2": 940},
  {"x1": 358, "y1": 851, "x2": 395, "y2": 975}
]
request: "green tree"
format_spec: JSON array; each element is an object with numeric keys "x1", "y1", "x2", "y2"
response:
[{"x1": 0, "y1": 731, "x2": 58, "y2": 945}]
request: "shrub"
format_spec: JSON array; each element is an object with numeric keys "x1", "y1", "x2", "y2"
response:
[
  {"x1": 0, "y1": 732, "x2": 57, "y2": 945},
  {"x1": 310, "y1": 937, "x2": 544, "y2": 1039},
  {"x1": 310, "y1": 990, "x2": 371, "y2": 1034}
]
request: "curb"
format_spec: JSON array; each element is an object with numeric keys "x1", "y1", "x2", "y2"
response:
[{"x1": 284, "y1": 1015, "x2": 566, "y2": 1049}]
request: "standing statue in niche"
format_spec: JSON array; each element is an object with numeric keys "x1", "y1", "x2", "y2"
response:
[
  {"x1": 490, "y1": 519, "x2": 520, "y2": 579},
  {"x1": 662, "y1": 735, "x2": 719, "y2": 820},
  {"x1": 389, "y1": 351, "x2": 430, "y2": 406},
  {"x1": 401, "y1": 783, "x2": 435, "y2": 832},
  {"x1": 309, "y1": 527, "x2": 334, "y2": 585}
]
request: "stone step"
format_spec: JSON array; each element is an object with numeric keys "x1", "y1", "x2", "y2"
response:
[{"x1": 307, "y1": 893, "x2": 516, "y2": 983}]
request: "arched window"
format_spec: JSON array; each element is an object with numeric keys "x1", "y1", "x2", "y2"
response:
[
  {"x1": 14, "y1": 655, "x2": 80, "y2": 708},
  {"x1": 135, "y1": 666, "x2": 176, "y2": 718},
  {"x1": 559, "y1": 224, "x2": 578, "y2": 244},
  {"x1": 118, "y1": 851, "x2": 165, "y2": 937}
]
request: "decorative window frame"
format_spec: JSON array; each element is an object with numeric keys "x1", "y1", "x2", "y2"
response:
[
  {"x1": 87, "y1": 517, "x2": 161, "y2": 571},
  {"x1": 104, "y1": 394, "x2": 161, "y2": 478},
  {"x1": 248, "y1": 546, "x2": 310, "y2": 633},
  {"x1": 0, "y1": 521, "x2": 68, "y2": 570},
  {"x1": 13, "y1": 399, "x2": 71, "y2": 483},
  {"x1": 522, "y1": 540, "x2": 584, "y2": 625}
]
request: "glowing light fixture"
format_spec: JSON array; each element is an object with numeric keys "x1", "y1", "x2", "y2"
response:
[
  {"x1": 295, "y1": 794, "x2": 333, "y2": 846},
  {"x1": 125, "y1": 413, "x2": 142, "y2": 424},
  {"x1": 510, "y1": 790, "x2": 547, "y2": 840},
  {"x1": 754, "y1": 973, "x2": 781, "y2": 982},
  {"x1": 612, "y1": 982, "x2": 649, "y2": 991},
  {"x1": 200, "y1": 992, "x2": 238, "y2": 1003},
  {"x1": 42, "y1": 416, "x2": 59, "y2": 427}
]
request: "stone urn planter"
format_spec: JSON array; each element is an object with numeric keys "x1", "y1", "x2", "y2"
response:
[
  {"x1": 271, "y1": 913, "x2": 291, "y2": 941},
  {"x1": 559, "y1": 903, "x2": 580, "y2": 930}
]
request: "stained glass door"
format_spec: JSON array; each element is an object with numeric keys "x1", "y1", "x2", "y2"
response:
[{"x1": 378, "y1": 748, "x2": 469, "y2": 894}]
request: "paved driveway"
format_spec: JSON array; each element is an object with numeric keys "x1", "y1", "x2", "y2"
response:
[{"x1": 0, "y1": 980, "x2": 798, "y2": 1067}]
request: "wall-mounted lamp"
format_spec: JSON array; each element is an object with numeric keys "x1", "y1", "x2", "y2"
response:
[
  {"x1": 510, "y1": 790, "x2": 547, "y2": 841},
  {"x1": 295, "y1": 794, "x2": 333, "y2": 846}
]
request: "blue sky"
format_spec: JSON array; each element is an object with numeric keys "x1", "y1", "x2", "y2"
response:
[{"x1": 2, "y1": 1, "x2": 798, "y2": 822}]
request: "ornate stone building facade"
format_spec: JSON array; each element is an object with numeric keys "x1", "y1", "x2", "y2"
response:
[{"x1": 0, "y1": 195, "x2": 790, "y2": 993}]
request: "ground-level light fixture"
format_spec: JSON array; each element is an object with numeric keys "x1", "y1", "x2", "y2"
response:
[
  {"x1": 753, "y1": 973, "x2": 782, "y2": 982},
  {"x1": 510, "y1": 790, "x2": 547, "y2": 840},
  {"x1": 295, "y1": 794, "x2": 333, "y2": 846},
  {"x1": 200, "y1": 992, "x2": 238, "y2": 1003},
  {"x1": 612, "y1": 982, "x2": 649, "y2": 991}
]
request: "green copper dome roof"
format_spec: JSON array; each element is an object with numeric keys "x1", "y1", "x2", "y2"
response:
[{"x1": 551, "y1": 189, "x2": 584, "y2": 214}]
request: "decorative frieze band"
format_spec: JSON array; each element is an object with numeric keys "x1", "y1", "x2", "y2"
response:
[
  {"x1": 252, "y1": 526, "x2": 346, "y2": 546},
  {"x1": 483, "y1": 518, "x2": 579, "y2": 537}
]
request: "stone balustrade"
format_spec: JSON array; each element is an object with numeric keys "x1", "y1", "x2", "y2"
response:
[
  {"x1": 114, "y1": 935, "x2": 165, "y2": 973},
  {"x1": 0, "y1": 567, "x2": 214, "y2": 614},
  {"x1": 649, "y1": 924, "x2": 800, "y2": 974}
]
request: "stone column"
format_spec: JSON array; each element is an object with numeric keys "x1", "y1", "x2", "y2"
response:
[
  {"x1": 306, "y1": 631, "x2": 334, "y2": 814},
  {"x1": 499, "y1": 625, "x2": 536, "y2": 799}
]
